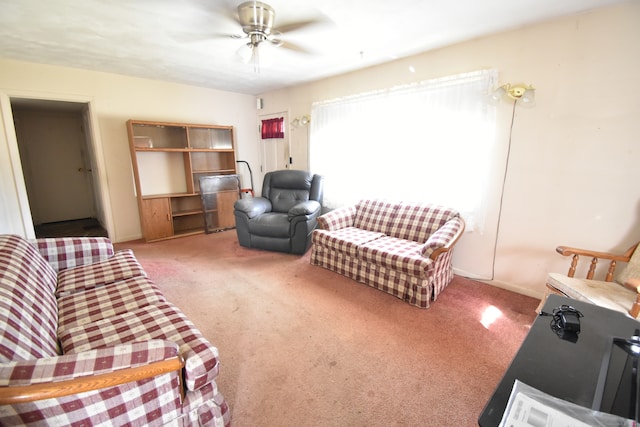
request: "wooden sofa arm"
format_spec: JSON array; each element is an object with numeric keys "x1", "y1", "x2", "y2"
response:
[
  {"x1": 0, "y1": 355, "x2": 184, "y2": 405},
  {"x1": 428, "y1": 217, "x2": 466, "y2": 260}
]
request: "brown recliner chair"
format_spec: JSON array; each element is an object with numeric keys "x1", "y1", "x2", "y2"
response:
[{"x1": 233, "y1": 170, "x2": 324, "y2": 255}]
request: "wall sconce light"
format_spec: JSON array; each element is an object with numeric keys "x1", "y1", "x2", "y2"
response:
[
  {"x1": 291, "y1": 114, "x2": 310, "y2": 128},
  {"x1": 490, "y1": 83, "x2": 536, "y2": 107}
]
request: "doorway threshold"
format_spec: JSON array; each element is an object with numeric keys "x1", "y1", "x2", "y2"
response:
[{"x1": 35, "y1": 218, "x2": 108, "y2": 239}]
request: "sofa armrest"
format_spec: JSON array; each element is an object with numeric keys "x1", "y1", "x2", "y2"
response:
[
  {"x1": 288, "y1": 200, "x2": 321, "y2": 220},
  {"x1": 421, "y1": 216, "x2": 465, "y2": 260},
  {"x1": 31, "y1": 237, "x2": 114, "y2": 272},
  {"x1": 234, "y1": 197, "x2": 272, "y2": 219},
  {"x1": 0, "y1": 340, "x2": 183, "y2": 404},
  {"x1": 317, "y1": 205, "x2": 357, "y2": 231}
]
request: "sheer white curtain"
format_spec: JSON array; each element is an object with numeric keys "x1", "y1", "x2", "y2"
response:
[{"x1": 310, "y1": 69, "x2": 498, "y2": 231}]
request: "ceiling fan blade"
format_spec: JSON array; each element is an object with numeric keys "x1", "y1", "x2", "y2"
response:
[
  {"x1": 278, "y1": 40, "x2": 314, "y2": 55},
  {"x1": 213, "y1": 1, "x2": 242, "y2": 24},
  {"x1": 272, "y1": 18, "x2": 328, "y2": 35},
  {"x1": 179, "y1": 32, "x2": 243, "y2": 44},
  {"x1": 171, "y1": 1, "x2": 242, "y2": 43}
]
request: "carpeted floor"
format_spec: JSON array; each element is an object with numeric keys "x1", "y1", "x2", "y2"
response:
[{"x1": 116, "y1": 231, "x2": 538, "y2": 427}]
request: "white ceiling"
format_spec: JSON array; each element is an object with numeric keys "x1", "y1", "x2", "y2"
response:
[{"x1": 0, "y1": 0, "x2": 626, "y2": 95}]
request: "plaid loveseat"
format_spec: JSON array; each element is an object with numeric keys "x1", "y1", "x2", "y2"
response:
[
  {"x1": 310, "y1": 199, "x2": 465, "y2": 308},
  {"x1": 0, "y1": 234, "x2": 229, "y2": 426}
]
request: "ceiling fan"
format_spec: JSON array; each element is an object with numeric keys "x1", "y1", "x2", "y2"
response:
[{"x1": 230, "y1": 1, "x2": 323, "y2": 71}]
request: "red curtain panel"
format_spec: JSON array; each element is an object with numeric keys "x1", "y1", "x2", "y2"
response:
[{"x1": 261, "y1": 117, "x2": 284, "y2": 139}]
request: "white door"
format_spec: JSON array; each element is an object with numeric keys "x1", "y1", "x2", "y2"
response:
[
  {"x1": 14, "y1": 109, "x2": 95, "y2": 224},
  {"x1": 260, "y1": 112, "x2": 290, "y2": 174}
]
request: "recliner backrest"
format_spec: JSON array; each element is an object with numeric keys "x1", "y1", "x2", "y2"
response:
[{"x1": 262, "y1": 170, "x2": 324, "y2": 213}]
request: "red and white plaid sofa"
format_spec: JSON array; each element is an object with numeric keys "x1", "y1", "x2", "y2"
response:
[
  {"x1": 0, "y1": 234, "x2": 230, "y2": 426},
  {"x1": 310, "y1": 199, "x2": 465, "y2": 308}
]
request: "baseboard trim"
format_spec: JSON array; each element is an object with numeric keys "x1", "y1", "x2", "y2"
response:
[{"x1": 453, "y1": 268, "x2": 544, "y2": 300}]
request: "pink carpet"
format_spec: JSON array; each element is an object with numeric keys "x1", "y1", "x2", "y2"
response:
[{"x1": 116, "y1": 230, "x2": 538, "y2": 426}]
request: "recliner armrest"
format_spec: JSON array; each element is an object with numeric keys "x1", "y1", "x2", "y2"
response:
[
  {"x1": 234, "y1": 197, "x2": 272, "y2": 219},
  {"x1": 288, "y1": 200, "x2": 321, "y2": 220}
]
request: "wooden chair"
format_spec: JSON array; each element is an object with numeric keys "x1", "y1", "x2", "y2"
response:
[{"x1": 536, "y1": 242, "x2": 640, "y2": 318}]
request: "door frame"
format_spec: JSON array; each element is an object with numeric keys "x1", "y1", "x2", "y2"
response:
[
  {"x1": 0, "y1": 91, "x2": 114, "y2": 239},
  {"x1": 13, "y1": 107, "x2": 97, "y2": 224}
]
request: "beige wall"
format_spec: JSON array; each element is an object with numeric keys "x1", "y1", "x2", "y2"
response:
[
  {"x1": 258, "y1": 1, "x2": 640, "y2": 298},
  {"x1": 0, "y1": 2, "x2": 638, "y2": 298},
  {"x1": 0, "y1": 60, "x2": 259, "y2": 242}
]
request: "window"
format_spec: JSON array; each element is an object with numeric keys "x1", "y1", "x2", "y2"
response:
[
  {"x1": 261, "y1": 117, "x2": 285, "y2": 139},
  {"x1": 310, "y1": 69, "x2": 498, "y2": 232}
]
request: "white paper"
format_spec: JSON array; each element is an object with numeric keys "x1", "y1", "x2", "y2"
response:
[
  {"x1": 502, "y1": 392, "x2": 593, "y2": 427},
  {"x1": 499, "y1": 380, "x2": 634, "y2": 427}
]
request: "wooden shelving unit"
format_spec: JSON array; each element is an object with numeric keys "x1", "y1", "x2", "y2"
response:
[{"x1": 127, "y1": 119, "x2": 238, "y2": 242}]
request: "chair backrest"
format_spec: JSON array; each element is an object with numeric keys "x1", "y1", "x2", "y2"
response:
[{"x1": 262, "y1": 170, "x2": 324, "y2": 213}]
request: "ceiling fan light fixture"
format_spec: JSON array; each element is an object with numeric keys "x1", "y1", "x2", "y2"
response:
[
  {"x1": 236, "y1": 42, "x2": 254, "y2": 64},
  {"x1": 236, "y1": 41, "x2": 274, "y2": 72}
]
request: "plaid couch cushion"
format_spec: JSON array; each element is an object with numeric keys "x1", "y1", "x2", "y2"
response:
[
  {"x1": 59, "y1": 302, "x2": 220, "y2": 392},
  {"x1": 0, "y1": 235, "x2": 59, "y2": 362},
  {"x1": 312, "y1": 227, "x2": 385, "y2": 257},
  {"x1": 353, "y1": 199, "x2": 398, "y2": 235},
  {"x1": 32, "y1": 237, "x2": 114, "y2": 272},
  {"x1": 310, "y1": 244, "x2": 361, "y2": 282},
  {"x1": 56, "y1": 249, "x2": 147, "y2": 297},
  {"x1": 57, "y1": 275, "x2": 166, "y2": 332},
  {"x1": 389, "y1": 203, "x2": 459, "y2": 243},
  {"x1": 0, "y1": 340, "x2": 179, "y2": 386},
  {"x1": 359, "y1": 236, "x2": 432, "y2": 278}
]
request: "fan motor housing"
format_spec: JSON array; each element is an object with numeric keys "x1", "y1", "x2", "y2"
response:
[{"x1": 238, "y1": 1, "x2": 275, "y2": 35}]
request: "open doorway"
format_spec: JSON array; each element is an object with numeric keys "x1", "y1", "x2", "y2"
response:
[{"x1": 11, "y1": 98, "x2": 107, "y2": 238}]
